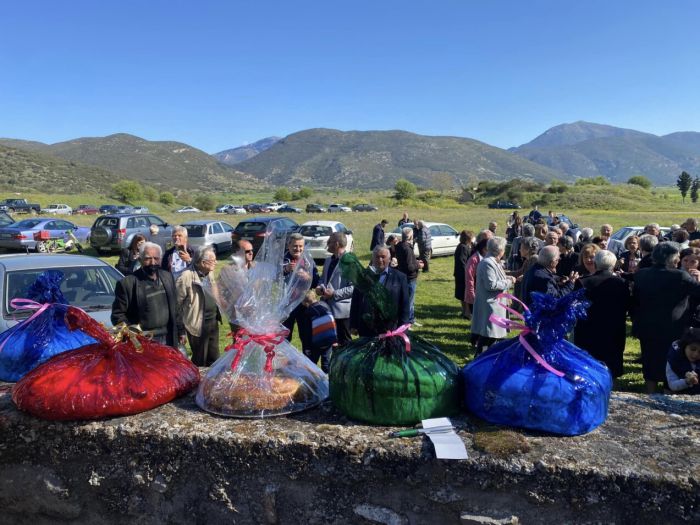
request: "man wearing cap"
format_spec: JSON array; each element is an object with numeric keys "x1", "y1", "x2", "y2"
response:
[{"x1": 370, "y1": 219, "x2": 389, "y2": 251}]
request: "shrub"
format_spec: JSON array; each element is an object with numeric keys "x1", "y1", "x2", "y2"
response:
[
  {"x1": 194, "y1": 194, "x2": 215, "y2": 211},
  {"x1": 274, "y1": 187, "x2": 292, "y2": 201},
  {"x1": 112, "y1": 180, "x2": 143, "y2": 203},
  {"x1": 297, "y1": 187, "x2": 313, "y2": 199},
  {"x1": 627, "y1": 175, "x2": 652, "y2": 190},
  {"x1": 395, "y1": 178, "x2": 417, "y2": 200},
  {"x1": 575, "y1": 176, "x2": 611, "y2": 186},
  {"x1": 159, "y1": 191, "x2": 175, "y2": 205}
]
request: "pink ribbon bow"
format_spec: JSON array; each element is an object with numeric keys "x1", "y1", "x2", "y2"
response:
[
  {"x1": 378, "y1": 323, "x2": 412, "y2": 353},
  {"x1": 225, "y1": 327, "x2": 290, "y2": 373},
  {"x1": 0, "y1": 299, "x2": 52, "y2": 353},
  {"x1": 488, "y1": 293, "x2": 565, "y2": 378}
]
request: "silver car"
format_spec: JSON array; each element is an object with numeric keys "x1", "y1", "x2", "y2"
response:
[
  {"x1": 0, "y1": 218, "x2": 91, "y2": 252},
  {"x1": 0, "y1": 253, "x2": 122, "y2": 332},
  {"x1": 182, "y1": 220, "x2": 235, "y2": 254},
  {"x1": 90, "y1": 213, "x2": 174, "y2": 254}
]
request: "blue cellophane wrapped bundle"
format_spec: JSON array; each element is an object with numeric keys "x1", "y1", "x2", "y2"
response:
[
  {"x1": 462, "y1": 290, "x2": 612, "y2": 436},
  {"x1": 0, "y1": 270, "x2": 96, "y2": 382},
  {"x1": 196, "y1": 222, "x2": 329, "y2": 417}
]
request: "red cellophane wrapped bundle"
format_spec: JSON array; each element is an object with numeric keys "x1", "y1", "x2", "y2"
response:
[{"x1": 12, "y1": 308, "x2": 200, "y2": 421}]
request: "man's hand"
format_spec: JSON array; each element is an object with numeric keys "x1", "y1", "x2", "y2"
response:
[
  {"x1": 178, "y1": 249, "x2": 191, "y2": 264},
  {"x1": 179, "y1": 334, "x2": 187, "y2": 345}
]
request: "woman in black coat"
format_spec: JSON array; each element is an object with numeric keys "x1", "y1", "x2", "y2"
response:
[
  {"x1": 574, "y1": 250, "x2": 630, "y2": 378},
  {"x1": 115, "y1": 234, "x2": 146, "y2": 276},
  {"x1": 453, "y1": 230, "x2": 474, "y2": 318},
  {"x1": 633, "y1": 242, "x2": 700, "y2": 393}
]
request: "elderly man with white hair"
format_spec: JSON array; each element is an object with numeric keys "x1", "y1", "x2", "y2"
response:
[
  {"x1": 162, "y1": 225, "x2": 195, "y2": 281},
  {"x1": 600, "y1": 223, "x2": 624, "y2": 257},
  {"x1": 574, "y1": 250, "x2": 631, "y2": 379},
  {"x1": 522, "y1": 245, "x2": 579, "y2": 307},
  {"x1": 470, "y1": 237, "x2": 516, "y2": 354},
  {"x1": 112, "y1": 242, "x2": 185, "y2": 346}
]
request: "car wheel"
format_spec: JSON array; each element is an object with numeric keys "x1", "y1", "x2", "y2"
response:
[{"x1": 36, "y1": 241, "x2": 47, "y2": 253}]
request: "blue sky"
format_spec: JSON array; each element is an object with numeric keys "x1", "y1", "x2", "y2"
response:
[{"x1": 1, "y1": 1, "x2": 698, "y2": 153}]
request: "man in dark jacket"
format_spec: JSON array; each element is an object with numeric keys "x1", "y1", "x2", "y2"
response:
[
  {"x1": 370, "y1": 219, "x2": 389, "y2": 251},
  {"x1": 112, "y1": 242, "x2": 185, "y2": 347},
  {"x1": 632, "y1": 242, "x2": 700, "y2": 393},
  {"x1": 350, "y1": 246, "x2": 410, "y2": 337},
  {"x1": 574, "y1": 250, "x2": 631, "y2": 378},
  {"x1": 414, "y1": 220, "x2": 432, "y2": 273},
  {"x1": 522, "y1": 246, "x2": 578, "y2": 306},
  {"x1": 395, "y1": 226, "x2": 423, "y2": 324}
]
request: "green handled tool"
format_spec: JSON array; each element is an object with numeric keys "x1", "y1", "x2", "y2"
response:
[{"x1": 388, "y1": 425, "x2": 454, "y2": 438}]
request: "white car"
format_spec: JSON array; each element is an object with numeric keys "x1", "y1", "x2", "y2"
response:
[
  {"x1": 174, "y1": 206, "x2": 201, "y2": 213},
  {"x1": 264, "y1": 202, "x2": 285, "y2": 212},
  {"x1": 41, "y1": 204, "x2": 73, "y2": 215},
  {"x1": 391, "y1": 222, "x2": 460, "y2": 257},
  {"x1": 610, "y1": 226, "x2": 671, "y2": 246},
  {"x1": 225, "y1": 206, "x2": 247, "y2": 215},
  {"x1": 328, "y1": 204, "x2": 352, "y2": 213},
  {"x1": 182, "y1": 220, "x2": 235, "y2": 254},
  {"x1": 299, "y1": 220, "x2": 354, "y2": 260}
]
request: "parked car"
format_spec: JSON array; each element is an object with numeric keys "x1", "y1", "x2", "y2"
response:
[
  {"x1": 174, "y1": 206, "x2": 201, "y2": 213},
  {"x1": 225, "y1": 206, "x2": 247, "y2": 215},
  {"x1": 182, "y1": 220, "x2": 235, "y2": 254},
  {"x1": 264, "y1": 202, "x2": 285, "y2": 212},
  {"x1": 246, "y1": 203, "x2": 271, "y2": 213},
  {"x1": 277, "y1": 205, "x2": 302, "y2": 214},
  {"x1": 488, "y1": 200, "x2": 521, "y2": 209},
  {"x1": 299, "y1": 221, "x2": 354, "y2": 261},
  {"x1": 116, "y1": 205, "x2": 135, "y2": 214},
  {"x1": 0, "y1": 199, "x2": 41, "y2": 214},
  {"x1": 73, "y1": 204, "x2": 99, "y2": 215},
  {"x1": 90, "y1": 213, "x2": 173, "y2": 254},
  {"x1": 610, "y1": 226, "x2": 671, "y2": 246},
  {"x1": 0, "y1": 218, "x2": 90, "y2": 252},
  {"x1": 41, "y1": 204, "x2": 73, "y2": 215},
  {"x1": 231, "y1": 217, "x2": 300, "y2": 255},
  {"x1": 99, "y1": 204, "x2": 120, "y2": 214},
  {"x1": 216, "y1": 204, "x2": 233, "y2": 213},
  {"x1": 352, "y1": 203, "x2": 378, "y2": 212},
  {"x1": 131, "y1": 206, "x2": 149, "y2": 214},
  {"x1": 306, "y1": 204, "x2": 327, "y2": 213},
  {"x1": 328, "y1": 204, "x2": 352, "y2": 213},
  {"x1": 0, "y1": 254, "x2": 122, "y2": 332},
  {"x1": 391, "y1": 222, "x2": 460, "y2": 257}
]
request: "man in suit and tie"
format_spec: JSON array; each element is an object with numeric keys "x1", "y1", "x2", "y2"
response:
[{"x1": 350, "y1": 245, "x2": 410, "y2": 337}]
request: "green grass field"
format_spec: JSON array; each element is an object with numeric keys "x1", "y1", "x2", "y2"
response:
[{"x1": 6, "y1": 187, "x2": 698, "y2": 393}]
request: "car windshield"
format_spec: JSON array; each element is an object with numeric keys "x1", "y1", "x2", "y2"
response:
[
  {"x1": 93, "y1": 217, "x2": 119, "y2": 228},
  {"x1": 4, "y1": 265, "x2": 122, "y2": 316},
  {"x1": 15, "y1": 219, "x2": 43, "y2": 229},
  {"x1": 610, "y1": 228, "x2": 632, "y2": 241},
  {"x1": 300, "y1": 225, "x2": 333, "y2": 237},
  {"x1": 184, "y1": 224, "x2": 206, "y2": 237},
  {"x1": 0, "y1": 213, "x2": 14, "y2": 227},
  {"x1": 236, "y1": 222, "x2": 267, "y2": 233}
]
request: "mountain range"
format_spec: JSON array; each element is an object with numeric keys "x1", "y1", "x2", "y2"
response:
[
  {"x1": 511, "y1": 121, "x2": 700, "y2": 183},
  {"x1": 0, "y1": 134, "x2": 256, "y2": 193},
  {"x1": 1, "y1": 121, "x2": 699, "y2": 193}
]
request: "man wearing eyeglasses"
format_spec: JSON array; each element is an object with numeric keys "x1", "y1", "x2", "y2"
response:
[{"x1": 112, "y1": 241, "x2": 185, "y2": 346}]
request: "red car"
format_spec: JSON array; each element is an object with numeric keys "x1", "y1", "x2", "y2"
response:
[{"x1": 73, "y1": 205, "x2": 99, "y2": 215}]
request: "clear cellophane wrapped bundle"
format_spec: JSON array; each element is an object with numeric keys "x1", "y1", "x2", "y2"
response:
[
  {"x1": 0, "y1": 270, "x2": 96, "y2": 382},
  {"x1": 461, "y1": 290, "x2": 612, "y2": 436},
  {"x1": 196, "y1": 223, "x2": 329, "y2": 417},
  {"x1": 12, "y1": 308, "x2": 200, "y2": 420},
  {"x1": 330, "y1": 253, "x2": 460, "y2": 425}
]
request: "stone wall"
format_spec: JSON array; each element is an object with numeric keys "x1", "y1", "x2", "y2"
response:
[{"x1": 1, "y1": 384, "x2": 698, "y2": 524}]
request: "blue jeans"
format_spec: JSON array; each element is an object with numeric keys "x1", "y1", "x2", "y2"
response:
[{"x1": 408, "y1": 278, "x2": 417, "y2": 324}]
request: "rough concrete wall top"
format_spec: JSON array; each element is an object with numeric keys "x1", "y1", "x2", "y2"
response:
[{"x1": 0, "y1": 383, "x2": 698, "y2": 524}]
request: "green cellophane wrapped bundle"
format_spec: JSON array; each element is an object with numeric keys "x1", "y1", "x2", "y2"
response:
[{"x1": 329, "y1": 253, "x2": 460, "y2": 425}]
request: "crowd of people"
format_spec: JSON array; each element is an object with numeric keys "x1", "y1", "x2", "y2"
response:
[
  {"x1": 108, "y1": 209, "x2": 700, "y2": 396},
  {"x1": 455, "y1": 208, "x2": 700, "y2": 395}
]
